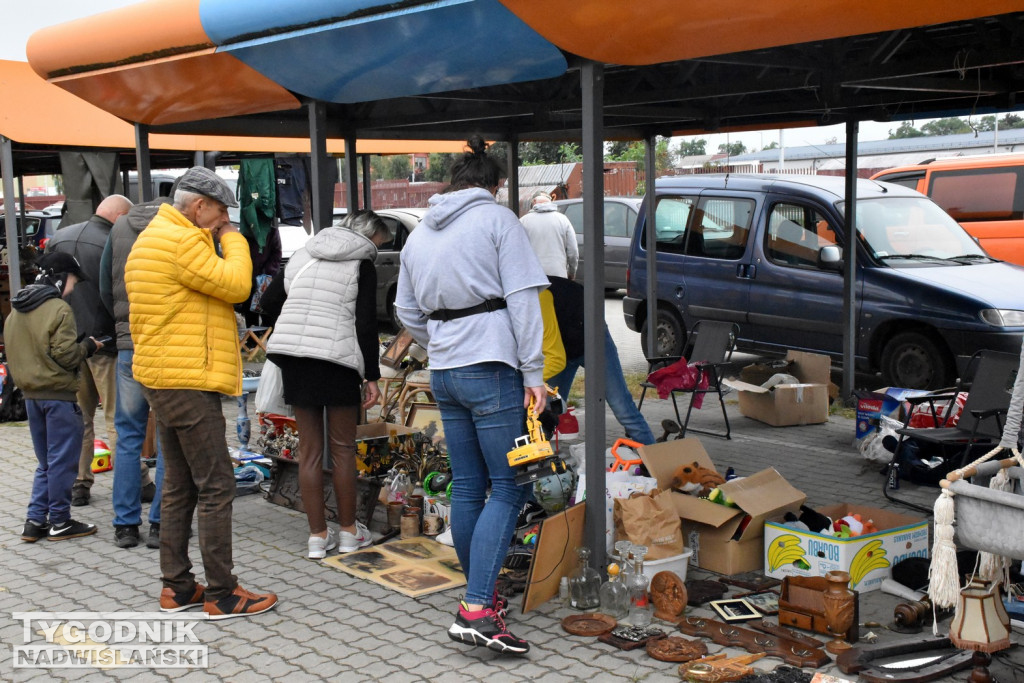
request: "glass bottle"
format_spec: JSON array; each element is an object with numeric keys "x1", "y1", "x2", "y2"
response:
[
  {"x1": 626, "y1": 545, "x2": 652, "y2": 627},
  {"x1": 599, "y1": 562, "x2": 629, "y2": 619},
  {"x1": 568, "y1": 546, "x2": 601, "y2": 611},
  {"x1": 614, "y1": 541, "x2": 635, "y2": 581}
]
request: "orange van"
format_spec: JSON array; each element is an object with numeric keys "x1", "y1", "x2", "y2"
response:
[{"x1": 871, "y1": 154, "x2": 1024, "y2": 265}]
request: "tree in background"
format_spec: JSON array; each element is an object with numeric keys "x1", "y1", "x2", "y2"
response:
[
  {"x1": 424, "y1": 153, "x2": 456, "y2": 182},
  {"x1": 370, "y1": 154, "x2": 412, "y2": 180},
  {"x1": 519, "y1": 141, "x2": 568, "y2": 165},
  {"x1": 888, "y1": 121, "x2": 925, "y2": 139},
  {"x1": 974, "y1": 114, "x2": 1024, "y2": 132},
  {"x1": 718, "y1": 141, "x2": 747, "y2": 156},
  {"x1": 921, "y1": 117, "x2": 972, "y2": 136},
  {"x1": 678, "y1": 138, "x2": 707, "y2": 157},
  {"x1": 762, "y1": 141, "x2": 779, "y2": 150},
  {"x1": 606, "y1": 138, "x2": 672, "y2": 194}
]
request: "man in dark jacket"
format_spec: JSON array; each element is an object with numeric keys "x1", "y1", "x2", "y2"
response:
[
  {"x1": 99, "y1": 197, "x2": 169, "y2": 549},
  {"x1": 5, "y1": 252, "x2": 104, "y2": 541},
  {"x1": 47, "y1": 195, "x2": 154, "y2": 506}
]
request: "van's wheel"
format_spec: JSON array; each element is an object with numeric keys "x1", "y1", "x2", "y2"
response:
[
  {"x1": 639, "y1": 307, "x2": 686, "y2": 358},
  {"x1": 880, "y1": 332, "x2": 954, "y2": 390}
]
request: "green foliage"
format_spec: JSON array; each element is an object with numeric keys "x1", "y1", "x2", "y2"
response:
[
  {"x1": 1000, "y1": 114, "x2": 1024, "y2": 129},
  {"x1": 558, "y1": 142, "x2": 582, "y2": 162},
  {"x1": 921, "y1": 117, "x2": 972, "y2": 136},
  {"x1": 762, "y1": 141, "x2": 779, "y2": 150},
  {"x1": 605, "y1": 138, "x2": 672, "y2": 194},
  {"x1": 888, "y1": 121, "x2": 925, "y2": 139},
  {"x1": 678, "y1": 138, "x2": 707, "y2": 156},
  {"x1": 718, "y1": 141, "x2": 747, "y2": 156},
  {"x1": 520, "y1": 141, "x2": 567, "y2": 165},
  {"x1": 371, "y1": 154, "x2": 411, "y2": 180},
  {"x1": 424, "y1": 153, "x2": 456, "y2": 182}
]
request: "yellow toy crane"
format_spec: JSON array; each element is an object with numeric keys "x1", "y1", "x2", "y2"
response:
[{"x1": 507, "y1": 397, "x2": 566, "y2": 486}]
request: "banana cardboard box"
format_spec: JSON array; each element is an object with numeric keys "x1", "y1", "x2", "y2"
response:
[
  {"x1": 638, "y1": 439, "x2": 805, "y2": 575},
  {"x1": 764, "y1": 503, "x2": 928, "y2": 591}
]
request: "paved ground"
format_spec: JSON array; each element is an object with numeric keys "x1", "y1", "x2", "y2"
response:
[{"x1": 1, "y1": 356, "x2": 1022, "y2": 682}]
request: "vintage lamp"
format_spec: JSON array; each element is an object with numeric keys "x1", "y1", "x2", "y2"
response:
[{"x1": 948, "y1": 578, "x2": 1011, "y2": 683}]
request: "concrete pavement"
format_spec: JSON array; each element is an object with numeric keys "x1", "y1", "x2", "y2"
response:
[{"x1": 0, "y1": 364, "x2": 1020, "y2": 682}]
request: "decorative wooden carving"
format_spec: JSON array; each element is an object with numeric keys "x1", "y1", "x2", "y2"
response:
[
  {"x1": 677, "y1": 616, "x2": 830, "y2": 668},
  {"x1": 822, "y1": 570, "x2": 856, "y2": 654},
  {"x1": 645, "y1": 635, "x2": 707, "y2": 662},
  {"x1": 561, "y1": 613, "x2": 616, "y2": 637},
  {"x1": 651, "y1": 571, "x2": 688, "y2": 622}
]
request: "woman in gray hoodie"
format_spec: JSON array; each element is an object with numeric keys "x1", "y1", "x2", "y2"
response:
[
  {"x1": 396, "y1": 137, "x2": 549, "y2": 655},
  {"x1": 267, "y1": 211, "x2": 389, "y2": 559}
]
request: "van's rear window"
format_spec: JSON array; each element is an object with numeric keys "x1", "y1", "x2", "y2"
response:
[{"x1": 928, "y1": 167, "x2": 1024, "y2": 222}]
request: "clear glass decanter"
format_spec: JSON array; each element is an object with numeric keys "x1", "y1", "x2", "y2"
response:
[
  {"x1": 614, "y1": 540, "x2": 635, "y2": 581},
  {"x1": 626, "y1": 544, "x2": 652, "y2": 627},
  {"x1": 599, "y1": 562, "x2": 629, "y2": 619},
  {"x1": 568, "y1": 546, "x2": 602, "y2": 611}
]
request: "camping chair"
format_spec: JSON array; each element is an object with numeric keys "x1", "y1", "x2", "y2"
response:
[
  {"x1": 882, "y1": 349, "x2": 1019, "y2": 513},
  {"x1": 637, "y1": 320, "x2": 739, "y2": 440},
  {"x1": 240, "y1": 326, "x2": 272, "y2": 361}
]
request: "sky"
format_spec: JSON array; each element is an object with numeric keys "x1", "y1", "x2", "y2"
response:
[{"x1": 0, "y1": 2, "x2": 929, "y2": 151}]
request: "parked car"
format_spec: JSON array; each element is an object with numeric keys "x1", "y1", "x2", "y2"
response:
[
  {"x1": 553, "y1": 196, "x2": 642, "y2": 290},
  {"x1": 364, "y1": 208, "x2": 428, "y2": 328},
  {"x1": 622, "y1": 174, "x2": 1024, "y2": 390},
  {"x1": 0, "y1": 209, "x2": 62, "y2": 249},
  {"x1": 871, "y1": 154, "x2": 1024, "y2": 266}
]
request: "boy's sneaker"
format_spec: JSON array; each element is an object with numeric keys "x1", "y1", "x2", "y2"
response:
[
  {"x1": 114, "y1": 525, "x2": 140, "y2": 548},
  {"x1": 203, "y1": 585, "x2": 278, "y2": 620},
  {"x1": 21, "y1": 519, "x2": 49, "y2": 543},
  {"x1": 447, "y1": 601, "x2": 529, "y2": 654},
  {"x1": 493, "y1": 590, "x2": 509, "y2": 618},
  {"x1": 516, "y1": 500, "x2": 547, "y2": 530},
  {"x1": 146, "y1": 523, "x2": 160, "y2": 549},
  {"x1": 307, "y1": 528, "x2": 338, "y2": 560},
  {"x1": 48, "y1": 519, "x2": 97, "y2": 541},
  {"x1": 337, "y1": 522, "x2": 373, "y2": 553},
  {"x1": 159, "y1": 584, "x2": 206, "y2": 612}
]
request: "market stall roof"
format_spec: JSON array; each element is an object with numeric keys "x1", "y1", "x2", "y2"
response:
[
  {"x1": 1, "y1": 59, "x2": 465, "y2": 176},
  {"x1": 25, "y1": 1, "x2": 1024, "y2": 142}
]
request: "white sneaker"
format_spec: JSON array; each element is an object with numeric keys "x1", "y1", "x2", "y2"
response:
[
  {"x1": 307, "y1": 528, "x2": 338, "y2": 560},
  {"x1": 435, "y1": 527, "x2": 454, "y2": 547},
  {"x1": 337, "y1": 521, "x2": 373, "y2": 553}
]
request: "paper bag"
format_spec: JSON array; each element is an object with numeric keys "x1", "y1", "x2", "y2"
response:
[{"x1": 613, "y1": 490, "x2": 684, "y2": 561}]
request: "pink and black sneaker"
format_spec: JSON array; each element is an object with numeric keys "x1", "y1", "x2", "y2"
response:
[
  {"x1": 493, "y1": 590, "x2": 509, "y2": 619},
  {"x1": 447, "y1": 600, "x2": 529, "y2": 654}
]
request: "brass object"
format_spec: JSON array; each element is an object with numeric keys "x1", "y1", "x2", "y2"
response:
[
  {"x1": 680, "y1": 652, "x2": 766, "y2": 682},
  {"x1": 651, "y1": 571, "x2": 688, "y2": 622},
  {"x1": 823, "y1": 570, "x2": 856, "y2": 654}
]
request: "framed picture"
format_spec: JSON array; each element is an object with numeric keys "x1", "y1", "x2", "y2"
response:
[
  {"x1": 405, "y1": 403, "x2": 445, "y2": 447},
  {"x1": 737, "y1": 590, "x2": 780, "y2": 616},
  {"x1": 709, "y1": 598, "x2": 761, "y2": 623},
  {"x1": 381, "y1": 328, "x2": 414, "y2": 370}
]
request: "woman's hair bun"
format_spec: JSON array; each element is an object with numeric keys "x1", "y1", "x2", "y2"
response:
[{"x1": 466, "y1": 135, "x2": 487, "y2": 156}]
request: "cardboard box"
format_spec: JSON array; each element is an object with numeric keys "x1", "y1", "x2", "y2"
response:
[
  {"x1": 764, "y1": 504, "x2": 929, "y2": 592},
  {"x1": 724, "y1": 351, "x2": 832, "y2": 427},
  {"x1": 638, "y1": 438, "x2": 806, "y2": 575},
  {"x1": 853, "y1": 387, "x2": 930, "y2": 440}
]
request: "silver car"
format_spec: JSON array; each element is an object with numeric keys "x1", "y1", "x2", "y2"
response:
[{"x1": 553, "y1": 196, "x2": 642, "y2": 290}]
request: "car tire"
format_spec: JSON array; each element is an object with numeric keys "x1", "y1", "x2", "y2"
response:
[
  {"x1": 880, "y1": 331, "x2": 954, "y2": 390},
  {"x1": 639, "y1": 307, "x2": 686, "y2": 359}
]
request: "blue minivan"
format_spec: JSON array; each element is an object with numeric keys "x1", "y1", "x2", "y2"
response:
[{"x1": 622, "y1": 174, "x2": 1024, "y2": 389}]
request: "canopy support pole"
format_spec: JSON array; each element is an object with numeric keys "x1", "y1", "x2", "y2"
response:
[
  {"x1": 643, "y1": 135, "x2": 658, "y2": 360},
  {"x1": 507, "y1": 133, "x2": 520, "y2": 215},
  {"x1": 2, "y1": 135, "x2": 22, "y2": 293},
  {"x1": 842, "y1": 119, "x2": 859, "y2": 400},
  {"x1": 344, "y1": 135, "x2": 359, "y2": 213},
  {"x1": 308, "y1": 101, "x2": 331, "y2": 232},
  {"x1": 361, "y1": 155, "x2": 372, "y2": 210},
  {"x1": 581, "y1": 59, "x2": 607, "y2": 571},
  {"x1": 135, "y1": 124, "x2": 152, "y2": 202}
]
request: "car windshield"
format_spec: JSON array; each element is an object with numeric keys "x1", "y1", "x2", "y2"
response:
[{"x1": 840, "y1": 196, "x2": 991, "y2": 264}]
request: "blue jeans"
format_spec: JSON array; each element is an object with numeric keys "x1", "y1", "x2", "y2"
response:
[
  {"x1": 26, "y1": 399, "x2": 83, "y2": 526},
  {"x1": 431, "y1": 362, "x2": 530, "y2": 606},
  {"x1": 546, "y1": 325, "x2": 656, "y2": 445},
  {"x1": 112, "y1": 349, "x2": 164, "y2": 527}
]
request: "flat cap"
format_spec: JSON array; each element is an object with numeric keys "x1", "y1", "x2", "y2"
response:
[{"x1": 176, "y1": 166, "x2": 238, "y2": 208}]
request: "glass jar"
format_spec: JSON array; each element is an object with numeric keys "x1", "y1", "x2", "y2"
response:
[
  {"x1": 626, "y1": 545, "x2": 652, "y2": 627},
  {"x1": 568, "y1": 546, "x2": 602, "y2": 611},
  {"x1": 599, "y1": 562, "x2": 629, "y2": 619}
]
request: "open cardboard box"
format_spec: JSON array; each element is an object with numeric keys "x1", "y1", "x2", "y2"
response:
[
  {"x1": 638, "y1": 439, "x2": 806, "y2": 575},
  {"x1": 764, "y1": 503, "x2": 928, "y2": 592},
  {"x1": 723, "y1": 350, "x2": 832, "y2": 427}
]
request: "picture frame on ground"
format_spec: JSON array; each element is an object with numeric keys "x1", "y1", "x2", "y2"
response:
[
  {"x1": 405, "y1": 403, "x2": 445, "y2": 448},
  {"x1": 709, "y1": 598, "x2": 761, "y2": 622},
  {"x1": 381, "y1": 328, "x2": 414, "y2": 370},
  {"x1": 736, "y1": 590, "x2": 780, "y2": 616}
]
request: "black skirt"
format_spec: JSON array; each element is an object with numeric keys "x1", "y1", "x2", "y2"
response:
[{"x1": 267, "y1": 353, "x2": 363, "y2": 407}]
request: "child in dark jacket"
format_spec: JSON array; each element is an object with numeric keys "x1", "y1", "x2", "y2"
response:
[{"x1": 4, "y1": 252, "x2": 105, "y2": 541}]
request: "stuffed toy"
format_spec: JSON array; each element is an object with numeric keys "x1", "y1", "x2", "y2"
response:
[{"x1": 669, "y1": 461, "x2": 725, "y2": 497}]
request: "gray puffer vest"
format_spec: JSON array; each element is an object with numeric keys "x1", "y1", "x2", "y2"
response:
[{"x1": 266, "y1": 227, "x2": 377, "y2": 377}]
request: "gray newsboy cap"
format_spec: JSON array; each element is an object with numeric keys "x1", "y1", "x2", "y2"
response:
[{"x1": 176, "y1": 166, "x2": 238, "y2": 208}]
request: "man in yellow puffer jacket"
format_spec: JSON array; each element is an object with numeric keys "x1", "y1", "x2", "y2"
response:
[{"x1": 126, "y1": 166, "x2": 278, "y2": 620}]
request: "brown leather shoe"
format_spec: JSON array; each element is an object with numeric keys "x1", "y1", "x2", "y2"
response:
[
  {"x1": 203, "y1": 585, "x2": 278, "y2": 620},
  {"x1": 159, "y1": 584, "x2": 206, "y2": 612}
]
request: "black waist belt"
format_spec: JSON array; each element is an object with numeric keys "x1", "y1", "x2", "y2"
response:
[{"x1": 428, "y1": 298, "x2": 507, "y2": 322}]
